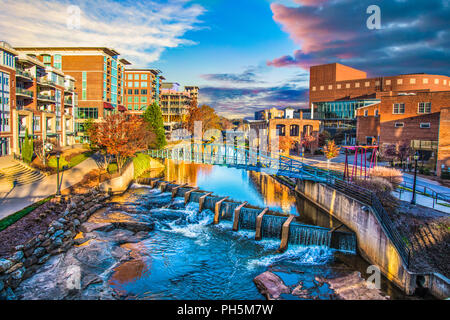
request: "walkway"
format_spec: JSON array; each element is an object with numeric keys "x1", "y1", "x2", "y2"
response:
[{"x1": 0, "y1": 155, "x2": 99, "y2": 220}]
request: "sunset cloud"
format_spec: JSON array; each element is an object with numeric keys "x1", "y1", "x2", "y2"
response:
[{"x1": 268, "y1": 0, "x2": 450, "y2": 76}]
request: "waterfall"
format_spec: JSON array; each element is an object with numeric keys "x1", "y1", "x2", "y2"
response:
[
  {"x1": 261, "y1": 215, "x2": 284, "y2": 239},
  {"x1": 288, "y1": 224, "x2": 331, "y2": 247},
  {"x1": 238, "y1": 209, "x2": 259, "y2": 230}
]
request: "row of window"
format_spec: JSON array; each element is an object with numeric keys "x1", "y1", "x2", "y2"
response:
[
  {"x1": 1, "y1": 51, "x2": 15, "y2": 68},
  {"x1": 127, "y1": 89, "x2": 150, "y2": 95},
  {"x1": 127, "y1": 96, "x2": 148, "y2": 103},
  {"x1": 276, "y1": 124, "x2": 301, "y2": 137},
  {"x1": 127, "y1": 81, "x2": 150, "y2": 88},
  {"x1": 312, "y1": 77, "x2": 449, "y2": 91},
  {"x1": 393, "y1": 102, "x2": 431, "y2": 114},
  {"x1": 394, "y1": 122, "x2": 431, "y2": 129},
  {"x1": 127, "y1": 74, "x2": 150, "y2": 80},
  {"x1": 75, "y1": 107, "x2": 98, "y2": 119}
]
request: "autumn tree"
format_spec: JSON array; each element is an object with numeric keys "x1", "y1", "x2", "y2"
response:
[
  {"x1": 323, "y1": 140, "x2": 341, "y2": 161},
  {"x1": 185, "y1": 104, "x2": 222, "y2": 137},
  {"x1": 397, "y1": 141, "x2": 412, "y2": 170},
  {"x1": 279, "y1": 136, "x2": 295, "y2": 155},
  {"x1": 381, "y1": 144, "x2": 398, "y2": 166},
  {"x1": 88, "y1": 113, "x2": 154, "y2": 174},
  {"x1": 143, "y1": 102, "x2": 166, "y2": 149}
]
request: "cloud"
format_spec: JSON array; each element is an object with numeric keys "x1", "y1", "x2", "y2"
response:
[
  {"x1": 201, "y1": 70, "x2": 258, "y2": 83},
  {"x1": 0, "y1": 0, "x2": 205, "y2": 66},
  {"x1": 198, "y1": 83, "x2": 309, "y2": 119},
  {"x1": 268, "y1": 0, "x2": 450, "y2": 76}
]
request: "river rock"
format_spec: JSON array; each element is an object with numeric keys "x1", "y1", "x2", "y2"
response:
[
  {"x1": 113, "y1": 221, "x2": 155, "y2": 233},
  {"x1": 14, "y1": 245, "x2": 24, "y2": 251},
  {"x1": 253, "y1": 271, "x2": 290, "y2": 300},
  {"x1": 11, "y1": 251, "x2": 24, "y2": 262},
  {"x1": 38, "y1": 254, "x2": 51, "y2": 265},
  {"x1": 52, "y1": 230, "x2": 64, "y2": 239},
  {"x1": 51, "y1": 221, "x2": 64, "y2": 230},
  {"x1": 0, "y1": 287, "x2": 16, "y2": 300},
  {"x1": 33, "y1": 247, "x2": 46, "y2": 258},
  {"x1": 0, "y1": 259, "x2": 14, "y2": 273},
  {"x1": 11, "y1": 267, "x2": 26, "y2": 280},
  {"x1": 80, "y1": 222, "x2": 114, "y2": 233},
  {"x1": 24, "y1": 256, "x2": 38, "y2": 268},
  {"x1": 6, "y1": 263, "x2": 23, "y2": 274}
]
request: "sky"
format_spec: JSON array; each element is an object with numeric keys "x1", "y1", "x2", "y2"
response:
[{"x1": 1, "y1": 0, "x2": 449, "y2": 118}]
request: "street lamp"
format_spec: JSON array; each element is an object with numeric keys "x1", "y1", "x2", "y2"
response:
[
  {"x1": 53, "y1": 149, "x2": 62, "y2": 197},
  {"x1": 411, "y1": 151, "x2": 419, "y2": 205}
]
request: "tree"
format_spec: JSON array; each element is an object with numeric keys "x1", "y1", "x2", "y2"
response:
[
  {"x1": 21, "y1": 128, "x2": 33, "y2": 163},
  {"x1": 279, "y1": 136, "x2": 294, "y2": 155},
  {"x1": 143, "y1": 102, "x2": 166, "y2": 149},
  {"x1": 88, "y1": 113, "x2": 154, "y2": 174},
  {"x1": 323, "y1": 140, "x2": 341, "y2": 161},
  {"x1": 397, "y1": 141, "x2": 412, "y2": 170},
  {"x1": 301, "y1": 135, "x2": 316, "y2": 153},
  {"x1": 318, "y1": 130, "x2": 331, "y2": 147},
  {"x1": 185, "y1": 104, "x2": 222, "y2": 136},
  {"x1": 382, "y1": 144, "x2": 397, "y2": 166}
]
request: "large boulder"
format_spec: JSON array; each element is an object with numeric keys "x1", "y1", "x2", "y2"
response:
[{"x1": 253, "y1": 271, "x2": 290, "y2": 300}]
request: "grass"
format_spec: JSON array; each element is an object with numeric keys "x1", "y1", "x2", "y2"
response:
[
  {"x1": 48, "y1": 151, "x2": 94, "y2": 171},
  {"x1": 133, "y1": 153, "x2": 152, "y2": 178},
  {"x1": 0, "y1": 196, "x2": 53, "y2": 232}
]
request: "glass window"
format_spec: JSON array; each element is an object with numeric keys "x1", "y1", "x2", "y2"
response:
[
  {"x1": 289, "y1": 125, "x2": 299, "y2": 136},
  {"x1": 141, "y1": 89, "x2": 147, "y2": 95},
  {"x1": 128, "y1": 74, "x2": 133, "y2": 80},
  {"x1": 134, "y1": 74, "x2": 139, "y2": 80},
  {"x1": 276, "y1": 124, "x2": 285, "y2": 136},
  {"x1": 134, "y1": 89, "x2": 139, "y2": 95},
  {"x1": 393, "y1": 103, "x2": 405, "y2": 114},
  {"x1": 418, "y1": 102, "x2": 431, "y2": 114},
  {"x1": 134, "y1": 82, "x2": 139, "y2": 87},
  {"x1": 141, "y1": 74, "x2": 148, "y2": 80},
  {"x1": 141, "y1": 82, "x2": 147, "y2": 87}
]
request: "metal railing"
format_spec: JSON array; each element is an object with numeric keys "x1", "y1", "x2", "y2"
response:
[{"x1": 16, "y1": 87, "x2": 33, "y2": 98}]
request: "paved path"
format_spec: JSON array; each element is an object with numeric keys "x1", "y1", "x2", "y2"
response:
[{"x1": 0, "y1": 156, "x2": 99, "y2": 220}]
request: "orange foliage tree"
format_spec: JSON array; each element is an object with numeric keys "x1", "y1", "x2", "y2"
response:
[
  {"x1": 185, "y1": 104, "x2": 222, "y2": 137},
  {"x1": 323, "y1": 140, "x2": 341, "y2": 161},
  {"x1": 88, "y1": 113, "x2": 154, "y2": 174}
]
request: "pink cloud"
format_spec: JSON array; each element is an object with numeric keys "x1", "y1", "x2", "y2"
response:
[{"x1": 292, "y1": 0, "x2": 328, "y2": 6}]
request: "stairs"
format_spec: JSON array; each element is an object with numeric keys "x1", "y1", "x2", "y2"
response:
[{"x1": 0, "y1": 161, "x2": 46, "y2": 190}]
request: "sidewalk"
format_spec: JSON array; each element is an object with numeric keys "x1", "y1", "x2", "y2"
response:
[
  {"x1": 394, "y1": 189, "x2": 450, "y2": 214},
  {"x1": 0, "y1": 156, "x2": 99, "y2": 220}
]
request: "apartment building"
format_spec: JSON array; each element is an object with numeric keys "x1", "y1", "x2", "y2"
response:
[
  {"x1": 309, "y1": 63, "x2": 450, "y2": 144},
  {"x1": 0, "y1": 41, "x2": 77, "y2": 156},
  {"x1": 123, "y1": 68, "x2": 164, "y2": 114},
  {"x1": 160, "y1": 82, "x2": 197, "y2": 131},
  {"x1": 14, "y1": 47, "x2": 131, "y2": 143}
]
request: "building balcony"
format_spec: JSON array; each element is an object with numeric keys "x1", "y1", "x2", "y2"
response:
[
  {"x1": 16, "y1": 87, "x2": 34, "y2": 99},
  {"x1": 64, "y1": 86, "x2": 75, "y2": 93},
  {"x1": 16, "y1": 69, "x2": 34, "y2": 81},
  {"x1": 38, "y1": 77, "x2": 57, "y2": 88},
  {"x1": 37, "y1": 94, "x2": 56, "y2": 102},
  {"x1": 64, "y1": 98, "x2": 73, "y2": 106}
]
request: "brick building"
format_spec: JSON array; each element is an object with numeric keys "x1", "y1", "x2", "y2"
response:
[
  {"x1": 248, "y1": 108, "x2": 320, "y2": 154},
  {"x1": 310, "y1": 63, "x2": 450, "y2": 144},
  {"x1": 123, "y1": 68, "x2": 164, "y2": 114},
  {"x1": 14, "y1": 47, "x2": 131, "y2": 143}
]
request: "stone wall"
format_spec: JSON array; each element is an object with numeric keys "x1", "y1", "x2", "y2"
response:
[
  {"x1": 0, "y1": 189, "x2": 110, "y2": 300},
  {"x1": 295, "y1": 179, "x2": 450, "y2": 299}
]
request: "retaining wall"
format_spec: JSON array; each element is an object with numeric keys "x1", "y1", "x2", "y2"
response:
[{"x1": 295, "y1": 179, "x2": 449, "y2": 299}]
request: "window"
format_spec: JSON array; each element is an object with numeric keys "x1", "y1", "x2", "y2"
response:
[
  {"x1": 418, "y1": 102, "x2": 431, "y2": 114},
  {"x1": 355, "y1": 82, "x2": 360, "y2": 88},
  {"x1": 397, "y1": 79, "x2": 403, "y2": 85},
  {"x1": 393, "y1": 103, "x2": 405, "y2": 114},
  {"x1": 127, "y1": 97, "x2": 132, "y2": 103},
  {"x1": 386, "y1": 80, "x2": 391, "y2": 85},
  {"x1": 134, "y1": 82, "x2": 139, "y2": 87},
  {"x1": 346, "y1": 83, "x2": 350, "y2": 88},
  {"x1": 289, "y1": 125, "x2": 299, "y2": 137},
  {"x1": 394, "y1": 122, "x2": 404, "y2": 128},
  {"x1": 276, "y1": 124, "x2": 285, "y2": 136},
  {"x1": 134, "y1": 89, "x2": 139, "y2": 95},
  {"x1": 420, "y1": 123, "x2": 430, "y2": 128},
  {"x1": 82, "y1": 71, "x2": 87, "y2": 100},
  {"x1": 410, "y1": 78, "x2": 416, "y2": 84},
  {"x1": 141, "y1": 97, "x2": 147, "y2": 103},
  {"x1": 364, "y1": 110, "x2": 368, "y2": 117},
  {"x1": 312, "y1": 86, "x2": 316, "y2": 91},
  {"x1": 365, "y1": 81, "x2": 370, "y2": 87},
  {"x1": 374, "y1": 109, "x2": 379, "y2": 117},
  {"x1": 423, "y1": 78, "x2": 428, "y2": 84},
  {"x1": 128, "y1": 104, "x2": 132, "y2": 110},
  {"x1": 134, "y1": 74, "x2": 139, "y2": 80},
  {"x1": 43, "y1": 55, "x2": 51, "y2": 63},
  {"x1": 141, "y1": 82, "x2": 147, "y2": 87},
  {"x1": 320, "y1": 86, "x2": 324, "y2": 91},
  {"x1": 128, "y1": 74, "x2": 133, "y2": 80},
  {"x1": 328, "y1": 85, "x2": 332, "y2": 90},
  {"x1": 127, "y1": 89, "x2": 132, "y2": 94},
  {"x1": 337, "y1": 84, "x2": 341, "y2": 89},
  {"x1": 75, "y1": 107, "x2": 98, "y2": 119},
  {"x1": 134, "y1": 97, "x2": 139, "y2": 103},
  {"x1": 375, "y1": 80, "x2": 380, "y2": 86},
  {"x1": 434, "y1": 79, "x2": 439, "y2": 84},
  {"x1": 141, "y1": 74, "x2": 147, "y2": 80},
  {"x1": 134, "y1": 104, "x2": 139, "y2": 110},
  {"x1": 141, "y1": 89, "x2": 147, "y2": 95},
  {"x1": 128, "y1": 82, "x2": 133, "y2": 87}
]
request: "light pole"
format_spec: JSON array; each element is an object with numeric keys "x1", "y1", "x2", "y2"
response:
[
  {"x1": 56, "y1": 151, "x2": 61, "y2": 197},
  {"x1": 411, "y1": 151, "x2": 419, "y2": 205}
]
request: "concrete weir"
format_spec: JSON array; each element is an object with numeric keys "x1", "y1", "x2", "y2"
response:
[{"x1": 135, "y1": 178, "x2": 357, "y2": 254}]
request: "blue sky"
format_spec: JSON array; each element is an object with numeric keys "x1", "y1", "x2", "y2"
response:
[{"x1": 1, "y1": 0, "x2": 450, "y2": 118}]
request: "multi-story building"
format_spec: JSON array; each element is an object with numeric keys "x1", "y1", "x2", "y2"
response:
[
  {"x1": 14, "y1": 47, "x2": 131, "y2": 143},
  {"x1": 0, "y1": 41, "x2": 78, "y2": 157},
  {"x1": 160, "y1": 82, "x2": 197, "y2": 131},
  {"x1": 0, "y1": 42, "x2": 17, "y2": 156},
  {"x1": 123, "y1": 68, "x2": 164, "y2": 114},
  {"x1": 309, "y1": 63, "x2": 450, "y2": 144},
  {"x1": 184, "y1": 86, "x2": 199, "y2": 105}
]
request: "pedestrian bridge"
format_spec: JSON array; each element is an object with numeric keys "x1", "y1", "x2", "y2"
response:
[{"x1": 148, "y1": 143, "x2": 339, "y2": 183}]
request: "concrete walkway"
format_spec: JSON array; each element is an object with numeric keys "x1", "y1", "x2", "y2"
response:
[{"x1": 0, "y1": 156, "x2": 99, "y2": 220}]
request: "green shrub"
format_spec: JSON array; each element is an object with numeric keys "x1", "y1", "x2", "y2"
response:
[
  {"x1": 441, "y1": 171, "x2": 450, "y2": 180},
  {"x1": 133, "y1": 153, "x2": 152, "y2": 178},
  {"x1": 107, "y1": 163, "x2": 118, "y2": 174},
  {"x1": 21, "y1": 128, "x2": 34, "y2": 163},
  {"x1": 48, "y1": 156, "x2": 69, "y2": 169}
]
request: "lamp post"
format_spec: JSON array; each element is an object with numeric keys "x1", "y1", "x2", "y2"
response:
[
  {"x1": 55, "y1": 150, "x2": 61, "y2": 197},
  {"x1": 411, "y1": 151, "x2": 419, "y2": 205}
]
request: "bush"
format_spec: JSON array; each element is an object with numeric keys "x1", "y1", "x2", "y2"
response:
[
  {"x1": 314, "y1": 149, "x2": 324, "y2": 155},
  {"x1": 107, "y1": 163, "x2": 118, "y2": 174},
  {"x1": 133, "y1": 153, "x2": 152, "y2": 178},
  {"x1": 48, "y1": 156, "x2": 69, "y2": 169},
  {"x1": 441, "y1": 171, "x2": 450, "y2": 180},
  {"x1": 353, "y1": 177, "x2": 398, "y2": 210},
  {"x1": 370, "y1": 166, "x2": 403, "y2": 187}
]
